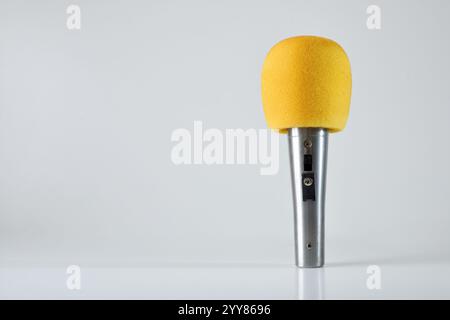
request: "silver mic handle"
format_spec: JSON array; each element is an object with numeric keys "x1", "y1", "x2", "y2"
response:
[{"x1": 288, "y1": 128, "x2": 328, "y2": 268}]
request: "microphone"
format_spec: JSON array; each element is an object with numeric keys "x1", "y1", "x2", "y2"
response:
[{"x1": 261, "y1": 36, "x2": 352, "y2": 268}]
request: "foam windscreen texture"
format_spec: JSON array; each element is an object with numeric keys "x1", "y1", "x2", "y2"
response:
[{"x1": 261, "y1": 36, "x2": 352, "y2": 133}]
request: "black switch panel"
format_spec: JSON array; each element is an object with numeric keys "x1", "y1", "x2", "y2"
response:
[
  {"x1": 304, "y1": 154, "x2": 312, "y2": 171},
  {"x1": 302, "y1": 173, "x2": 316, "y2": 201}
]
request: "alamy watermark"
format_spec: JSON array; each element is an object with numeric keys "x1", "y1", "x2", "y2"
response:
[
  {"x1": 67, "y1": 5, "x2": 81, "y2": 30},
  {"x1": 171, "y1": 121, "x2": 279, "y2": 175},
  {"x1": 367, "y1": 5, "x2": 381, "y2": 30},
  {"x1": 66, "y1": 265, "x2": 81, "y2": 290},
  {"x1": 366, "y1": 265, "x2": 382, "y2": 290}
]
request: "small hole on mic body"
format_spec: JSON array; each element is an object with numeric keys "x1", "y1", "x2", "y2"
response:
[
  {"x1": 304, "y1": 139, "x2": 312, "y2": 148},
  {"x1": 306, "y1": 242, "x2": 312, "y2": 250}
]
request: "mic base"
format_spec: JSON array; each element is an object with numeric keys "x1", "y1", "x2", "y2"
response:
[{"x1": 288, "y1": 128, "x2": 328, "y2": 268}]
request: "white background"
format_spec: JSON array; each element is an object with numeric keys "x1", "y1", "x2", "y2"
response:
[{"x1": 1, "y1": 0, "x2": 450, "y2": 299}]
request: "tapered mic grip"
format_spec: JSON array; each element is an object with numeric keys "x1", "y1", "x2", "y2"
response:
[{"x1": 288, "y1": 128, "x2": 328, "y2": 268}]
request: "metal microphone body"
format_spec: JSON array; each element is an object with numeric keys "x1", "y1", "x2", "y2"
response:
[{"x1": 288, "y1": 128, "x2": 328, "y2": 268}]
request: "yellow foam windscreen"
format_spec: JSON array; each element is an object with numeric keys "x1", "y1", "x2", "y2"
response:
[{"x1": 261, "y1": 36, "x2": 352, "y2": 133}]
